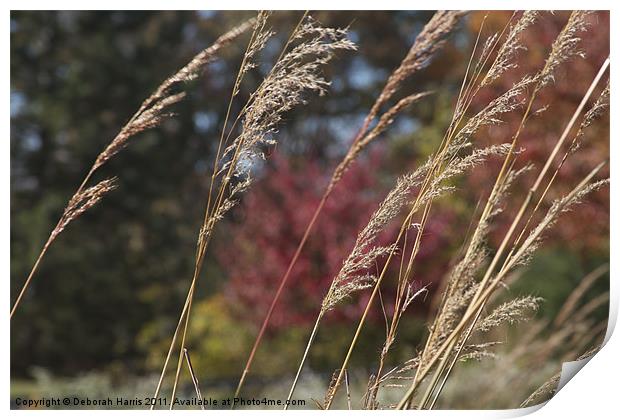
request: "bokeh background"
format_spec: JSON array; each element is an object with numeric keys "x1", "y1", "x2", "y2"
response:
[{"x1": 10, "y1": 11, "x2": 609, "y2": 408}]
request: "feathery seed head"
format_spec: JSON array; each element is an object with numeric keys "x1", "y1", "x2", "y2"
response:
[{"x1": 52, "y1": 178, "x2": 117, "y2": 242}]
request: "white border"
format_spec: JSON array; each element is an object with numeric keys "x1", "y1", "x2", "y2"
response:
[
  {"x1": 4, "y1": 3, "x2": 618, "y2": 419},
  {"x1": 0, "y1": 1, "x2": 616, "y2": 10}
]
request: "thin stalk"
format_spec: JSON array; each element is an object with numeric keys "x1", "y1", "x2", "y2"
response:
[
  {"x1": 324, "y1": 200, "x2": 431, "y2": 409},
  {"x1": 411, "y1": 91, "x2": 539, "y2": 407},
  {"x1": 344, "y1": 369, "x2": 352, "y2": 410},
  {"x1": 284, "y1": 314, "x2": 323, "y2": 409},
  {"x1": 150, "y1": 234, "x2": 211, "y2": 408},
  {"x1": 10, "y1": 165, "x2": 96, "y2": 318},
  {"x1": 418, "y1": 55, "x2": 610, "y2": 410},
  {"x1": 183, "y1": 348, "x2": 204, "y2": 408},
  {"x1": 366, "y1": 231, "x2": 412, "y2": 406},
  {"x1": 150, "y1": 288, "x2": 191, "y2": 408},
  {"x1": 234, "y1": 11, "x2": 465, "y2": 399},
  {"x1": 168, "y1": 242, "x2": 211, "y2": 408},
  {"x1": 323, "y1": 20, "x2": 492, "y2": 405},
  {"x1": 169, "y1": 287, "x2": 196, "y2": 409},
  {"x1": 237, "y1": 192, "x2": 329, "y2": 403},
  {"x1": 397, "y1": 58, "x2": 609, "y2": 409},
  {"x1": 163, "y1": 11, "x2": 315, "y2": 408},
  {"x1": 431, "y1": 67, "x2": 612, "y2": 398},
  {"x1": 421, "y1": 305, "x2": 483, "y2": 409},
  {"x1": 208, "y1": 11, "x2": 308, "y2": 219},
  {"x1": 11, "y1": 239, "x2": 53, "y2": 319},
  {"x1": 205, "y1": 20, "x2": 260, "y2": 217},
  {"x1": 466, "y1": 56, "x2": 609, "y2": 326},
  {"x1": 11, "y1": 20, "x2": 252, "y2": 319}
]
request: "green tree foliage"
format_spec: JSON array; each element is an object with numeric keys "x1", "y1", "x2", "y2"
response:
[{"x1": 11, "y1": 11, "x2": 454, "y2": 378}]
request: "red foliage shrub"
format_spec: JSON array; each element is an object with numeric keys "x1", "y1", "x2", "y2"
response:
[
  {"x1": 218, "y1": 148, "x2": 456, "y2": 330},
  {"x1": 466, "y1": 11, "x2": 609, "y2": 254},
  {"x1": 217, "y1": 11, "x2": 609, "y2": 332}
]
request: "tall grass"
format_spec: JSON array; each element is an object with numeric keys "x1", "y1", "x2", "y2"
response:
[
  {"x1": 393, "y1": 12, "x2": 609, "y2": 409},
  {"x1": 233, "y1": 11, "x2": 465, "y2": 400},
  {"x1": 148, "y1": 11, "x2": 357, "y2": 409},
  {"x1": 10, "y1": 19, "x2": 253, "y2": 319},
  {"x1": 275, "y1": 10, "x2": 608, "y2": 410},
  {"x1": 12, "y1": 10, "x2": 609, "y2": 411}
]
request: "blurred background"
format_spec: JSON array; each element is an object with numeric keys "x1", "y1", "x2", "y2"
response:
[{"x1": 10, "y1": 11, "x2": 609, "y2": 409}]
